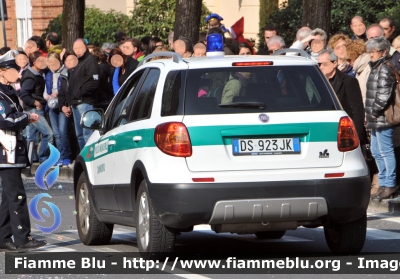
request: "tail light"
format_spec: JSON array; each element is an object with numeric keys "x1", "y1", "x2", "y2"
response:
[
  {"x1": 154, "y1": 122, "x2": 192, "y2": 157},
  {"x1": 338, "y1": 116, "x2": 359, "y2": 152},
  {"x1": 232, "y1": 62, "x2": 273, "y2": 66}
]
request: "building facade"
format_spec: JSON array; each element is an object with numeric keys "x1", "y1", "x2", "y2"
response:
[
  {"x1": 0, "y1": 0, "x2": 284, "y2": 49},
  {"x1": 87, "y1": 0, "x2": 264, "y2": 44},
  {"x1": 1, "y1": 0, "x2": 63, "y2": 49},
  {"x1": 85, "y1": 0, "x2": 134, "y2": 15},
  {"x1": 203, "y1": 0, "x2": 260, "y2": 42}
]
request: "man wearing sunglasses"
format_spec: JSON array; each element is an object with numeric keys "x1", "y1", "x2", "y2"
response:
[
  {"x1": 318, "y1": 49, "x2": 367, "y2": 154},
  {"x1": 114, "y1": 31, "x2": 127, "y2": 46}
]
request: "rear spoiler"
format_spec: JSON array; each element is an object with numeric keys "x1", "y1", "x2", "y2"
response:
[{"x1": 138, "y1": 52, "x2": 183, "y2": 67}]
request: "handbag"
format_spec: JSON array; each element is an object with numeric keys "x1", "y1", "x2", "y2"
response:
[
  {"x1": 47, "y1": 96, "x2": 59, "y2": 109},
  {"x1": 384, "y1": 62, "x2": 400, "y2": 124}
]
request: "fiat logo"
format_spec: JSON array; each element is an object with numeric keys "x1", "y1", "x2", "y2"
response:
[{"x1": 259, "y1": 114, "x2": 269, "y2": 123}]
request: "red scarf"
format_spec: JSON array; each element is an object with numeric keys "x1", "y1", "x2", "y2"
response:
[{"x1": 134, "y1": 51, "x2": 144, "y2": 60}]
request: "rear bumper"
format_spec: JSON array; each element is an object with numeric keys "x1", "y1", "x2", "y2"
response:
[{"x1": 148, "y1": 176, "x2": 370, "y2": 229}]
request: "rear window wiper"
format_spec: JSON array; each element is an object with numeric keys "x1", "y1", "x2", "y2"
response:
[{"x1": 218, "y1": 102, "x2": 266, "y2": 109}]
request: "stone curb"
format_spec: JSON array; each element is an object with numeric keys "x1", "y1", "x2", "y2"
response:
[
  {"x1": 24, "y1": 163, "x2": 74, "y2": 181},
  {"x1": 368, "y1": 197, "x2": 400, "y2": 215}
]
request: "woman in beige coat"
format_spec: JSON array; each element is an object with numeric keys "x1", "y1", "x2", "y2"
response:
[
  {"x1": 346, "y1": 39, "x2": 381, "y2": 195},
  {"x1": 347, "y1": 39, "x2": 370, "y2": 104}
]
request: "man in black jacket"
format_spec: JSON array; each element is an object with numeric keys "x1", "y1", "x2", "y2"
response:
[
  {"x1": 67, "y1": 39, "x2": 99, "y2": 151},
  {"x1": 19, "y1": 51, "x2": 54, "y2": 163},
  {"x1": 257, "y1": 24, "x2": 278, "y2": 55},
  {"x1": 380, "y1": 17, "x2": 397, "y2": 44},
  {"x1": 318, "y1": 49, "x2": 368, "y2": 147}
]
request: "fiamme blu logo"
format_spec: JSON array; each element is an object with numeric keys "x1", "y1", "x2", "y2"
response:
[{"x1": 29, "y1": 143, "x2": 62, "y2": 233}]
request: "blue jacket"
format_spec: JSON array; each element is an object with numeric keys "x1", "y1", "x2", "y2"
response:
[
  {"x1": 45, "y1": 66, "x2": 64, "y2": 110},
  {"x1": 341, "y1": 63, "x2": 356, "y2": 78},
  {"x1": 45, "y1": 67, "x2": 63, "y2": 95}
]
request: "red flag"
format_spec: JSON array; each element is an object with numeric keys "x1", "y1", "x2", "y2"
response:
[{"x1": 230, "y1": 17, "x2": 255, "y2": 54}]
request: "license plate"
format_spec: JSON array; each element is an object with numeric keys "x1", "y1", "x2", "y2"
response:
[{"x1": 232, "y1": 138, "x2": 300, "y2": 155}]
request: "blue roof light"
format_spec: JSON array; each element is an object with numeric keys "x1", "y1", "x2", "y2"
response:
[{"x1": 206, "y1": 33, "x2": 224, "y2": 57}]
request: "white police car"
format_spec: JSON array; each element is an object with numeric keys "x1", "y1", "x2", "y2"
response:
[{"x1": 73, "y1": 37, "x2": 370, "y2": 255}]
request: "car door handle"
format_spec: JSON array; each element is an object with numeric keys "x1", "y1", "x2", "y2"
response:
[
  {"x1": 133, "y1": 136, "x2": 142, "y2": 142},
  {"x1": 108, "y1": 140, "x2": 116, "y2": 146}
]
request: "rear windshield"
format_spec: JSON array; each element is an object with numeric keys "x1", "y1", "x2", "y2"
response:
[{"x1": 182, "y1": 66, "x2": 336, "y2": 115}]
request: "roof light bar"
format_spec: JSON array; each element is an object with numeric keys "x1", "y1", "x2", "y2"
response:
[{"x1": 206, "y1": 33, "x2": 225, "y2": 57}]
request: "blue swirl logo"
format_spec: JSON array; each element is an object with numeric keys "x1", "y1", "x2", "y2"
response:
[
  {"x1": 29, "y1": 143, "x2": 62, "y2": 233},
  {"x1": 35, "y1": 143, "x2": 60, "y2": 190},
  {"x1": 29, "y1": 193, "x2": 62, "y2": 233}
]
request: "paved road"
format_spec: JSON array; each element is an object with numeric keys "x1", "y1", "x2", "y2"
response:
[{"x1": 0, "y1": 178, "x2": 400, "y2": 279}]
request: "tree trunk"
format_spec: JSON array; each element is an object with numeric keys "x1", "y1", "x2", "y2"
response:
[
  {"x1": 301, "y1": 0, "x2": 331, "y2": 33},
  {"x1": 173, "y1": 0, "x2": 202, "y2": 44},
  {"x1": 62, "y1": 0, "x2": 85, "y2": 52}
]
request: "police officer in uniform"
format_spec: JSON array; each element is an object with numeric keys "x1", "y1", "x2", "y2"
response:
[{"x1": 0, "y1": 50, "x2": 46, "y2": 251}]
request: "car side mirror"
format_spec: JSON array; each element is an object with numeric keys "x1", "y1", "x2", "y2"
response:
[{"x1": 81, "y1": 109, "x2": 105, "y2": 130}]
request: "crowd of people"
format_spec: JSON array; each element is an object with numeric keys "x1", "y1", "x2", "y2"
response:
[
  {"x1": 0, "y1": 12, "x2": 399, "y2": 251},
  {"x1": 260, "y1": 16, "x2": 400, "y2": 200},
  {"x1": 0, "y1": 13, "x2": 259, "y2": 172},
  {"x1": 1, "y1": 13, "x2": 399, "y2": 198}
]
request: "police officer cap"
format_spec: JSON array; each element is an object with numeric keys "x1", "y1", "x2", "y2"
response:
[
  {"x1": 206, "y1": 13, "x2": 223, "y2": 23},
  {"x1": 0, "y1": 50, "x2": 19, "y2": 70}
]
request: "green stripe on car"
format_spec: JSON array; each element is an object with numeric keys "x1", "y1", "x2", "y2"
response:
[
  {"x1": 188, "y1": 123, "x2": 338, "y2": 146},
  {"x1": 81, "y1": 122, "x2": 338, "y2": 162}
]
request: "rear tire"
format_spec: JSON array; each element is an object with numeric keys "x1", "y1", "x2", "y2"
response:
[
  {"x1": 76, "y1": 172, "x2": 113, "y2": 245},
  {"x1": 135, "y1": 180, "x2": 176, "y2": 254},
  {"x1": 324, "y1": 214, "x2": 367, "y2": 254},
  {"x1": 255, "y1": 230, "x2": 286, "y2": 239}
]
